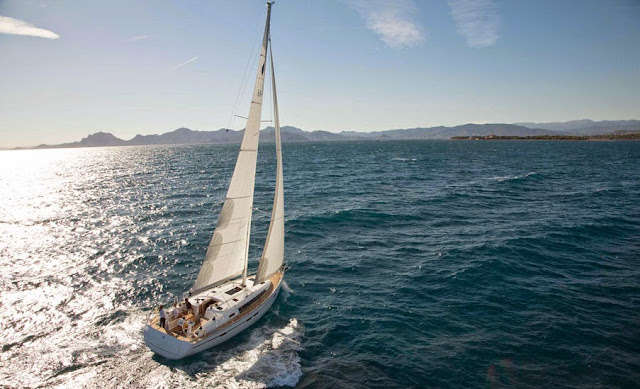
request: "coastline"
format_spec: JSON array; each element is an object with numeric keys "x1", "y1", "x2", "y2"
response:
[{"x1": 451, "y1": 134, "x2": 640, "y2": 141}]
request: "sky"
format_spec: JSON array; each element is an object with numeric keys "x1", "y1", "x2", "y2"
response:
[{"x1": 1, "y1": 0, "x2": 639, "y2": 148}]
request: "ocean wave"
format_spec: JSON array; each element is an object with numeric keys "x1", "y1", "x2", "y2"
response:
[
  {"x1": 489, "y1": 171, "x2": 538, "y2": 182},
  {"x1": 391, "y1": 157, "x2": 418, "y2": 162}
]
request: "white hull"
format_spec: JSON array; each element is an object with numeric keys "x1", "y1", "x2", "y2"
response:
[{"x1": 144, "y1": 278, "x2": 282, "y2": 360}]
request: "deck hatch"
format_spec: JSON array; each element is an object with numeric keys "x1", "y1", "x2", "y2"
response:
[{"x1": 225, "y1": 286, "x2": 243, "y2": 295}]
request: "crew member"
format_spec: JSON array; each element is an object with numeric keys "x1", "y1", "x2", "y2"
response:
[
  {"x1": 185, "y1": 298, "x2": 194, "y2": 316},
  {"x1": 158, "y1": 304, "x2": 166, "y2": 330}
]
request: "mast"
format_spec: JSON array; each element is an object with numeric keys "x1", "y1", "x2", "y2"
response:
[{"x1": 192, "y1": 1, "x2": 274, "y2": 293}]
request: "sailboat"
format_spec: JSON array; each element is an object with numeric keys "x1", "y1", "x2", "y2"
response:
[{"x1": 143, "y1": 1, "x2": 286, "y2": 360}]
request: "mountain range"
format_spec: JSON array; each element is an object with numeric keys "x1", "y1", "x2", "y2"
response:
[
  {"x1": 28, "y1": 119, "x2": 640, "y2": 149},
  {"x1": 515, "y1": 119, "x2": 640, "y2": 134}
]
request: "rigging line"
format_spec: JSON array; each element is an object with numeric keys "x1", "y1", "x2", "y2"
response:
[
  {"x1": 228, "y1": 11, "x2": 263, "y2": 130},
  {"x1": 229, "y1": 43, "x2": 259, "y2": 132},
  {"x1": 238, "y1": 8, "x2": 271, "y2": 131},
  {"x1": 235, "y1": 45, "x2": 263, "y2": 132},
  {"x1": 227, "y1": 8, "x2": 266, "y2": 131},
  {"x1": 262, "y1": 39, "x2": 273, "y2": 135},
  {"x1": 268, "y1": 38, "x2": 278, "y2": 140},
  {"x1": 238, "y1": 44, "x2": 263, "y2": 122}
]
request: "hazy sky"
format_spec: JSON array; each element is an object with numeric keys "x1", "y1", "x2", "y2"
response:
[{"x1": 1, "y1": 0, "x2": 639, "y2": 147}]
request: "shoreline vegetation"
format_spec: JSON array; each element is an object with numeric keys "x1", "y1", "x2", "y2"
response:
[{"x1": 451, "y1": 133, "x2": 640, "y2": 141}]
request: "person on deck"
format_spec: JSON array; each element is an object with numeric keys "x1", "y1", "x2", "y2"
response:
[
  {"x1": 158, "y1": 305, "x2": 166, "y2": 330},
  {"x1": 184, "y1": 298, "x2": 194, "y2": 316}
]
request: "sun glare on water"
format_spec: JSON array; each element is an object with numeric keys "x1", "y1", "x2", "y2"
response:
[{"x1": 0, "y1": 147, "x2": 301, "y2": 388}]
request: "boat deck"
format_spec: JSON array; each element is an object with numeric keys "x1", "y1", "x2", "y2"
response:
[{"x1": 149, "y1": 271, "x2": 282, "y2": 343}]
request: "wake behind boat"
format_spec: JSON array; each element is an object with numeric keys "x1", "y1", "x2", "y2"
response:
[{"x1": 144, "y1": 1, "x2": 286, "y2": 360}]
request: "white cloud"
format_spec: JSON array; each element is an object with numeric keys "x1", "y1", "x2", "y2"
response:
[
  {"x1": 448, "y1": 0, "x2": 499, "y2": 48},
  {"x1": 128, "y1": 35, "x2": 150, "y2": 41},
  {"x1": 170, "y1": 56, "x2": 199, "y2": 70},
  {"x1": 346, "y1": 0, "x2": 424, "y2": 49},
  {"x1": 0, "y1": 15, "x2": 59, "y2": 39}
]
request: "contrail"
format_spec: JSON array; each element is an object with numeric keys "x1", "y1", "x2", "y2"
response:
[{"x1": 170, "y1": 56, "x2": 199, "y2": 70}]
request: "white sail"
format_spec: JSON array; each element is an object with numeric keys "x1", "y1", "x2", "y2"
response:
[
  {"x1": 256, "y1": 43, "x2": 285, "y2": 284},
  {"x1": 193, "y1": 4, "x2": 273, "y2": 293}
]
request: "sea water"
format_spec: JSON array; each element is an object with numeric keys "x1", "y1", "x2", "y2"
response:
[{"x1": 0, "y1": 140, "x2": 638, "y2": 388}]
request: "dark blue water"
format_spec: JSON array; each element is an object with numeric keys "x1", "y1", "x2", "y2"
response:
[{"x1": 1, "y1": 141, "x2": 639, "y2": 388}]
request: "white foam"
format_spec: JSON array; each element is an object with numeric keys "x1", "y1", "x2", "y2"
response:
[
  {"x1": 65, "y1": 317, "x2": 304, "y2": 389},
  {"x1": 281, "y1": 279, "x2": 294, "y2": 294},
  {"x1": 197, "y1": 317, "x2": 303, "y2": 388},
  {"x1": 489, "y1": 171, "x2": 537, "y2": 182}
]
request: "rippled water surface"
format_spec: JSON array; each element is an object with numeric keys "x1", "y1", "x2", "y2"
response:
[{"x1": 1, "y1": 141, "x2": 639, "y2": 388}]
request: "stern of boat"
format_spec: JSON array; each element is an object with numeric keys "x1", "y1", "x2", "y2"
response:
[{"x1": 143, "y1": 324, "x2": 192, "y2": 360}]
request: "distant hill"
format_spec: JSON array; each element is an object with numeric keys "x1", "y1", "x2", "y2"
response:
[
  {"x1": 20, "y1": 119, "x2": 639, "y2": 149},
  {"x1": 33, "y1": 126, "x2": 345, "y2": 149},
  {"x1": 35, "y1": 132, "x2": 127, "y2": 149},
  {"x1": 453, "y1": 132, "x2": 640, "y2": 141},
  {"x1": 127, "y1": 128, "x2": 239, "y2": 145},
  {"x1": 516, "y1": 119, "x2": 640, "y2": 135},
  {"x1": 348, "y1": 124, "x2": 554, "y2": 139}
]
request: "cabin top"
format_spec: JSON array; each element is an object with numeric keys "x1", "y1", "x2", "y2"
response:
[{"x1": 185, "y1": 276, "x2": 268, "y2": 319}]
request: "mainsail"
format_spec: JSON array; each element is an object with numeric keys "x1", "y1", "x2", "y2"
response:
[
  {"x1": 193, "y1": 3, "x2": 273, "y2": 293},
  {"x1": 256, "y1": 43, "x2": 285, "y2": 284}
]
